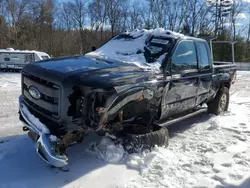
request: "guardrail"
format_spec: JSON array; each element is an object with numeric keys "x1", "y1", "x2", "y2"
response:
[
  {"x1": 214, "y1": 61, "x2": 250, "y2": 71},
  {"x1": 235, "y1": 62, "x2": 250, "y2": 71}
]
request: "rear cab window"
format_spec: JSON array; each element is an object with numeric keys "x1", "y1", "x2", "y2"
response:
[{"x1": 196, "y1": 42, "x2": 211, "y2": 70}]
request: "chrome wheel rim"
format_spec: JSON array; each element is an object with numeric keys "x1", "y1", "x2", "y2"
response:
[{"x1": 219, "y1": 94, "x2": 227, "y2": 113}]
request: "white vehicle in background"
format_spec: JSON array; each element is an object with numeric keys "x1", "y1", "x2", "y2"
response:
[{"x1": 0, "y1": 48, "x2": 50, "y2": 71}]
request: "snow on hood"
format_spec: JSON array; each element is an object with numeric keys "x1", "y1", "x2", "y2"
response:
[{"x1": 87, "y1": 28, "x2": 184, "y2": 71}]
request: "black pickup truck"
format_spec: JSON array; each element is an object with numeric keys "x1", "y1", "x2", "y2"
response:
[{"x1": 19, "y1": 29, "x2": 236, "y2": 167}]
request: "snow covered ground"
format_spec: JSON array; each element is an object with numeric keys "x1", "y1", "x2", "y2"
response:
[
  {"x1": 1, "y1": 72, "x2": 250, "y2": 188},
  {"x1": 0, "y1": 73, "x2": 22, "y2": 138}
]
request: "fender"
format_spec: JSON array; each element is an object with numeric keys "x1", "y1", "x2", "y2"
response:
[
  {"x1": 219, "y1": 72, "x2": 232, "y2": 90},
  {"x1": 210, "y1": 72, "x2": 231, "y2": 102},
  {"x1": 220, "y1": 72, "x2": 231, "y2": 82},
  {"x1": 97, "y1": 86, "x2": 155, "y2": 130}
]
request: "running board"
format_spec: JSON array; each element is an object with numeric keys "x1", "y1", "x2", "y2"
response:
[{"x1": 158, "y1": 108, "x2": 207, "y2": 127}]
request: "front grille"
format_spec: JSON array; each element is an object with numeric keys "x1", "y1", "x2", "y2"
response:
[
  {"x1": 22, "y1": 71, "x2": 60, "y2": 119},
  {"x1": 22, "y1": 71, "x2": 57, "y2": 88},
  {"x1": 24, "y1": 97, "x2": 59, "y2": 117},
  {"x1": 23, "y1": 84, "x2": 59, "y2": 105}
]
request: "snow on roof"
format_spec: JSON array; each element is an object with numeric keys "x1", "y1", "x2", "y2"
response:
[
  {"x1": 87, "y1": 28, "x2": 184, "y2": 71},
  {"x1": 128, "y1": 28, "x2": 184, "y2": 39}
]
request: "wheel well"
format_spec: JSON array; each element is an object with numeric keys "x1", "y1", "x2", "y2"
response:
[
  {"x1": 221, "y1": 81, "x2": 231, "y2": 90},
  {"x1": 224, "y1": 82, "x2": 231, "y2": 89},
  {"x1": 122, "y1": 100, "x2": 150, "y2": 120}
]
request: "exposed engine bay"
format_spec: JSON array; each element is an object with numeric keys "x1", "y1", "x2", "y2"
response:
[
  {"x1": 51, "y1": 84, "x2": 160, "y2": 155},
  {"x1": 68, "y1": 85, "x2": 157, "y2": 130}
]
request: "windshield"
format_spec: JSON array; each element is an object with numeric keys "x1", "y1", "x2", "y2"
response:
[
  {"x1": 87, "y1": 29, "x2": 175, "y2": 70},
  {"x1": 108, "y1": 34, "x2": 173, "y2": 64}
]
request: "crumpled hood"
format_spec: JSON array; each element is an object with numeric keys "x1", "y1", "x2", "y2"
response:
[
  {"x1": 71, "y1": 65, "x2": 155, "y2": 88},
  {"x1": 23, "y1": 55, "x2": 156, "y2": 88},
  {"x1": 33, "y1": 56, "x2": 118, "y2": 74}
]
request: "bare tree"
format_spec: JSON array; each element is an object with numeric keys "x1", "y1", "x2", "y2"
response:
[
  {"x1": 119, "y1": 3, "x2": 129, "y2": 32},
  {"x1": 165, "y1": 0, "x2": 189, "y2": 32},
  {"x1": 231, "y1": 0, "x2": 244, "y2": 40},
  {"x1": 5, "y1": 0, "x2": 31, "y2": 47},
  {"x1": 89, "y1": 0, "x2": 104, "y2": 32},
  {"x1": 88, "y1": 0, "x2": 108, "y2": 43},
  {"x1": 127, "y1": 2, "x2": 145, "y2": 30},
  {"x1": 68, "y1": 0, "x2": 87, "y2": 54},
  {"x1": 145, "y1": 0, "x2": 169, "y2": 28},
  {"x1": 176, "y1": 0, "x2": 190, "y2": 31},
  {"x1": 0, "y1": 0, "x2": 5, "y2": 15},
  {"x1": 187, "y1": 0, "x2": 209, "y2": 36},
  {"x1": 57, "y1": 2, "x2": 74, "y2": 31},
  {"x1": 105, "y1": 0, "x2": 126, "y2": 37},
  {"x1": 144, "y1": 0, "x2": 157, "y2": 28},
  {"x1": 29, "y1": 0, "x2": 54, "y2": 51},
  {"x1": 0, "y1": 0, "x2": 6, "y2": 26},
  {"x1": 0, "y1": 0, "x2": 249, "y2": 60},
  {"x1": 0, "y1": 0, "x2": 7, "y2": 47}
]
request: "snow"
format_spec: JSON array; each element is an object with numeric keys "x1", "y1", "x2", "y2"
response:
[
  {"x1": 49, "y1": 135, "x2": 58, "y2": 142},
  {"x1": 87, "y1": 28, "x2": 183, "y2": 71},
  {"x1": 88, "y1": 137, "x2": 125, "y2": 163},
  {"x1": 125, "y1": 73, "x2": 250, "y2": 188},
  {"x1": 0, "y1": 73, "x2": 23, "y2": 138},
  {"x1": 20, "y1": 103, "x2": 50, "y2": 134},
  {"x1": 1, "y1": 71, "x2": 250, "y2": 188},
  {"x1": 127, "y1": 28, "x2": 184, "y2": 39}
]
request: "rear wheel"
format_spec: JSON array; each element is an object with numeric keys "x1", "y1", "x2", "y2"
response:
[
  {"x1": 117, "y1": 124, "x2": 169, "y2": 153},
  {"x1": 207, "y1": 87, "x2": 229, "y2": 115}
]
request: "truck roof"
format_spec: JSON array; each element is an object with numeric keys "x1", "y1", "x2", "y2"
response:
[{"x1": 182, "y1": 36, "x2": 207, "y2": 42}]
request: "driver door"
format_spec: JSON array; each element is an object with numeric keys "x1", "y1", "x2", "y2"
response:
[{"x1": 161, "y1": 40, "x2": 199, "y2": 119}]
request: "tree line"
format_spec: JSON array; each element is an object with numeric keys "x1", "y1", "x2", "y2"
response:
[{"x1": 0, "y1": 0, "x2": 250, "y2": 62}]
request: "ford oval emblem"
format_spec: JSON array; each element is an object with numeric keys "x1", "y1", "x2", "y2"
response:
[{"x1": 28, "y1": 86, "x2": 41, "y2": 100}]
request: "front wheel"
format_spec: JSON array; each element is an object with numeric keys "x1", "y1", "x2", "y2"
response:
[
  {"x1": 117, "y1": 124, "x2": 169, "y2": 153},
  {"x1": 207, "y1": 87, "x2": 229, "y2": 115}
]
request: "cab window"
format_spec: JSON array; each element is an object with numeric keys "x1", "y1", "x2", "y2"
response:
[
  {"x1": 197, "y1": 42, "x2": 210, "y2": 70},
  {"x1": 172, "y1": 41, "x2": 198, "y2": 74}
]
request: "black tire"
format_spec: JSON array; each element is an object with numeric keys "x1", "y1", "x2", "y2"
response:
[
  {"x1": 118, "y1": 124, "x2": 169, "y2": 153},
  {"x1": 207, "y1": 87, "x2": 229, "y2": 115}
]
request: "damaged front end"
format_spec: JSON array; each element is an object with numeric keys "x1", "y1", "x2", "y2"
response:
[
  {"x1": 68, "y1": 84, "x2": 159, "y2": 133},
  {"x1": 19, "y1": 83, "x2": 161, "y2": 168},
  {"x1": 18, "y1": 53, "x2": 165, "y2": 167},
  {"x1": 19, "y1": 96, "x2": 68, "y2": 167}
]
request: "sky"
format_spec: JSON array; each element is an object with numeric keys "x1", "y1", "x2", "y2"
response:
[{"x1": 57, "y1": 0, "x2": 250, "y2": 37}]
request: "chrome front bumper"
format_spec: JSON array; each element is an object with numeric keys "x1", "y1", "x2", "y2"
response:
[{"x1": 19, "y1": 96, "x2": 68, "y2": 167}]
